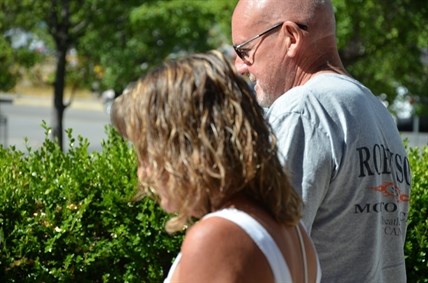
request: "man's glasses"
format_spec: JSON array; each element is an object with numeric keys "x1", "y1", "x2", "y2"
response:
[{"x1": 233, "y1": 22, "x2": 308, "y2": 64}]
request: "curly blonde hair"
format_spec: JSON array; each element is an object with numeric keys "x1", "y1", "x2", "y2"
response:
[{"x1": 111, "y1": 50, "x2": 301, "y2": 233}]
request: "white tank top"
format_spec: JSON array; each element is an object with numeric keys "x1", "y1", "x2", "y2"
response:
[{"x1": 164, "y1": 208, "x2": 321, "y2": 283}]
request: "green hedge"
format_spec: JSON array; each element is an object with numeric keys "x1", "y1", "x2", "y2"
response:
[
  {"x1": 405, "y1": 145, "x2": 428, "y2": 282},
  {"x1": 0, "y1": 124, "x2": 182, "y2": 282},
  {"x1": 0, "y1": 125, "x2": 426, "y2": 282}
]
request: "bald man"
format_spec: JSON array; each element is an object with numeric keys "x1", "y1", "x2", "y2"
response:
[{"x1": 231, "y1": 0, "x2": 410, "y2": 282}]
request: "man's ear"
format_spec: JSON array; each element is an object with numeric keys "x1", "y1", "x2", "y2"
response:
[{"x1": 283, "y1": 22, "x2": 303, "y2": 58}]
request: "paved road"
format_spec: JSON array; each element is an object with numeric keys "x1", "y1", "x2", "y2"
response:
[
  {"x1": 1, "y1": 94, "x2": 427, "y2": 153},
  {"x1": 0, "y1": 95, "x2": 110, "y2": 152}
]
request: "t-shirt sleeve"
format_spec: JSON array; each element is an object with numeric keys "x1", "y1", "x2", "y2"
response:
[{"x1": 269, "y1": 111, "x2": 333, "y2": 233}]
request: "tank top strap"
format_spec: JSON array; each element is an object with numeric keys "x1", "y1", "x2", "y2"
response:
[{"x1": 205, "y1": 208, "x2": 293, "y2": 283}]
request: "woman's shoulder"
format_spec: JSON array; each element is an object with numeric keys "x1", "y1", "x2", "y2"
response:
[
  {"x1": 182, "y1": 212, "x2": 261, "y2": 260},
  {"x1": 175, "y1": 210, "x2": 273, "y2": 282}
]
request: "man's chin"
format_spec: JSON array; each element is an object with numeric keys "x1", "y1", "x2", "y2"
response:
[
  {"x1": 256, "y1": 95, "x2": 270, "y2": 108},
  {"x1": 254, "y1": 82, "x2": 259, "y2": 93},
  {"x1": 254, "y1": 86, "x2": 270, "y2": 107}
]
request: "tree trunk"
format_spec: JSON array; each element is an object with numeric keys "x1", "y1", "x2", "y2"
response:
[
  {"x1": 51, "y1": 47, "x2": 67, "y2": 151},
  {"x1": 49, "y1": 0, "x2": 71, "y2": 152}
]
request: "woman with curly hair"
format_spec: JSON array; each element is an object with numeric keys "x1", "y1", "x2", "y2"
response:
[{"x1": 111, "y1": 50, "x2": 321, "y2": 283}]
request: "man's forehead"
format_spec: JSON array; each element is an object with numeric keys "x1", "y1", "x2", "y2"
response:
[{"x1": 232, "y1": 0, "x2": 278, "y2": 27}]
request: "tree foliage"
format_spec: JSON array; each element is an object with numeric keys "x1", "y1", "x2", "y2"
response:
[
  {"x1": 0, "y1": 0, "x2": 47, "y2": 90},
  {"x1": 334, "y1": 0, "x2": 428, "y2": 104},
  {"x1": 76, "y1": 0, "x2": 235, "y2": 94}
]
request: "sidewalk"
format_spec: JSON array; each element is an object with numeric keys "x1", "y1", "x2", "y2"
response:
[{"x1": 400, "y1": 132, "x2": 428, "y2": 148}]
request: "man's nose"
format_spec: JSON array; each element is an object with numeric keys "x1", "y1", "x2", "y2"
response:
[{"x1": 234, "y1": 56, "x2": 249, "y2": 75}]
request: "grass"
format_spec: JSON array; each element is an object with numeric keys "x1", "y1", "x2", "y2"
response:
[
  {"x1": 12, "y1": 83, "x2": 93, "y2": 99},
  {"x1": 9, "y1": 58, "x2": 94, "y2": 99}
]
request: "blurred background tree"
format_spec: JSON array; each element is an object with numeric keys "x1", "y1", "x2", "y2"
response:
[
  {"x1": 77, "y1": 0, "x2": 235, "y2": 95},
  {"x1": 0, "y1": 0, "x2": 235, "y2": 150},
  {"x1": 334, "y1": 0, "x2": 428, "y2": 112},
  {"x1": 0, "y1": 0, "x2": 427, "y2": 148}
]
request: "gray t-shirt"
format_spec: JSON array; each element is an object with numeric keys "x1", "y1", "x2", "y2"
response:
[{"x1": 267, "y1": 73, "x2": 410, "y2": 283}]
